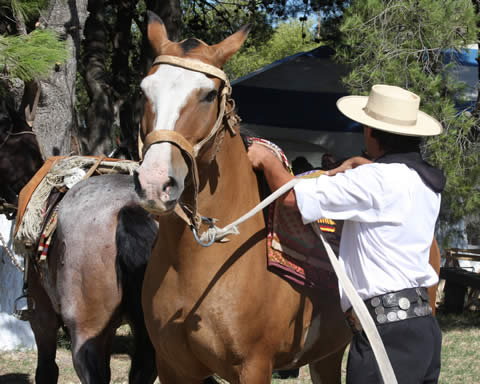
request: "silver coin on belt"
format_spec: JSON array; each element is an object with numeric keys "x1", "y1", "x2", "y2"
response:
[
  {"x1": 375, "y1": 306, "x2": 385, "y2": 315},
  {"x1": 397, "y1": 310, "x2": 407, "y2": 320},
  {"x1": 387, "y1": 311, "x2": 398, "y2": 322},
  {"x1": 370, "y1": 297, "x2": 381, "y2": 307},
  {"x1": 398, "y1": 297, "x2": 411, "y2": 310},
  {"x1": 377, "y1": 314, "x2": 387, "y2": 324}
]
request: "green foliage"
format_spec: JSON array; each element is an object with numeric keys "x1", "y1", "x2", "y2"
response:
[
  {"x1": 0, "y1": 28, "x2": 68, "y2": 81},
  {"x1": 336, "y1": 0, "x2": 480, "y2": 223},
  {"x1": 181, "y1": 0, "x2": 274, "y2": 47},
  {"x1": 225, "y1": 19, "x2": 320, "y2": 80},
  {"x1": 2, "y1": 0, "x2": 49, "y2": 23}
]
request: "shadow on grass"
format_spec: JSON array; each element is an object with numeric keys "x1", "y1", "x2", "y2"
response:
[
  {"x1": 436, "y1": 309, "x2": 480, "y2": 331},
  {"x1": 0, "y1": 373, "x2": 30, "y2": 383}
]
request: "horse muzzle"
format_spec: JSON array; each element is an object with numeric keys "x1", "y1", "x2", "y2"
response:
[{"x1": 134, "y1": 166, "x2": 184, "y2": 215}]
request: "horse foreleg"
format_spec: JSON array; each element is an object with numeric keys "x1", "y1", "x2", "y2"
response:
[
  {"x1": 309, "y1": 345, "x2": 348, "y2": 384},
  {"x1": 69, "y1": 324, "x2": 117, "y2": 384},
  {"x1": 28, "y1": 273, "x2": 61, "y2": 383}
]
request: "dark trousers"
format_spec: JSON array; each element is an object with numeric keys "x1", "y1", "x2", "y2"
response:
[{"x1": 347, "y1": 315, "x2": 442, "y2": 384}]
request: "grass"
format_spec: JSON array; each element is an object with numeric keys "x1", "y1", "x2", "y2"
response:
[{"x1": 0, "y1": 311, "x2": 479, "y2": 383}]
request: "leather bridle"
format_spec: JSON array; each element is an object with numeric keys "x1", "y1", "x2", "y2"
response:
[{"x1": 140, "y1": 55, "x2": 241, "y2": 245}]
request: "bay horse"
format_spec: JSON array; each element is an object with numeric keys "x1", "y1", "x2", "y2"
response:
[
  {"x1": 135, "y1": 11, "x2": 442, "y2": 383},
  {"x1": 0, "y1": 101, "x2": 159, "y2": 383}
]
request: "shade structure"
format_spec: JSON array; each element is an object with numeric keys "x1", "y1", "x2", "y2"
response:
[
  {"x1": 232, "y1": 44, "x2": 479, "y2": 170},
  {"x1": 232, "y1": 46, "x2": 364, "y2": 170}
]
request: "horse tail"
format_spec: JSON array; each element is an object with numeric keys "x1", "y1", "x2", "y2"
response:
[{"x1": 115, "y1": 205, "x2": 158, "y2": 304}]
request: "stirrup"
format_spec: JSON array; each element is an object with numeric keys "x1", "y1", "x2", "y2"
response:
[{"x1": 13, "y1": 294, "x2": 35, "y2": 321}]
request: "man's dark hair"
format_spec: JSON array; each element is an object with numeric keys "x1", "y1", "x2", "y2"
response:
[{"x1": 371, "y1": 128, "x2": 422, "y2": 153}]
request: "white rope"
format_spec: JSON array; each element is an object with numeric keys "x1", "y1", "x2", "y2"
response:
[
  {"x1": 200, "y1": 177, "x2": 397, "y2": 383},
  {"x1": 312, "y1": 225, "x2": 398, "y2": 384},
  {"x1": 0, "y1": 231, "x2": 24, "y2": 272},
  {"x1": 199, "y1": 178, "x2": 300, "y2": 243}
]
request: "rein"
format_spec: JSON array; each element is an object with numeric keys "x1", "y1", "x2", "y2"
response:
[
  {"x1": 141, "y1": 55, "x2": 241, "y2": 244},
  {"x1": 0, "y1": 130, "x2": 37, "y2": 151}
]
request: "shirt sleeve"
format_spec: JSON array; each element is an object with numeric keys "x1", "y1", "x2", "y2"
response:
[{"x1": 293, "y1": 164, "x2": 411, "y2": 224}]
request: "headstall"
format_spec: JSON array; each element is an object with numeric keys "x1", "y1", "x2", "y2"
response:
[{"x1": 140, "y1": 55, "x2": 241, "y2": 245}]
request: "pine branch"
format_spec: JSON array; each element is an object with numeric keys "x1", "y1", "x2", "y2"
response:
[{"x1": 0, "y1": 28, "x2": 68, "y2": 81}]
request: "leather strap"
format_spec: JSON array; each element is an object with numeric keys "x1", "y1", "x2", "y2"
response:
[
  {"x1": 143, "y1": 130, "x2": 200, "y2": 223},
  {"x1": 153, "y1": 55, "x2": 228, "y2": 82},
  {"x1": 83, "y1": 155, "x2": 105, "y2": 179}
]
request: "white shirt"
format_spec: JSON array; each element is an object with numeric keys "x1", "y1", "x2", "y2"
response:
[{"x1": 293, "y1": 163, "x2": 440, "y2": 312}]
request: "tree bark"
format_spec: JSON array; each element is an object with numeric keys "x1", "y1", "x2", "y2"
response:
[
  {"x1": 28, "y1": 0, "x2": 88, "y2": 157},
  {"x1": 82, "y1": 0, "x2": 115, "y2": 156},
  {"x1": 111, "y1": 0, "x2": 137, "y2": 159}
]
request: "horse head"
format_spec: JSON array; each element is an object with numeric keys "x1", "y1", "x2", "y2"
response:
[
  {"x1": 0, "y1": 98, "x2": 43, "y2": 205},
  {"x1": 135, "y1": 11, "x2": 250, "y2": 216}
]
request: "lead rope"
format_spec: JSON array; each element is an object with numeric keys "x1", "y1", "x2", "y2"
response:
[
  {"x1": 312, "y1": 225, "x2": 398, "y2": 384},
  {"x1": 198, "y1": 178, "x2": 397, "y2": 384},
  {"x1": 0, "y1": 231, "x2": 24, "y2": 272}
]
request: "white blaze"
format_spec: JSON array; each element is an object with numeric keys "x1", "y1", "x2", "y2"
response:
[{"x1": 140, "y1": 64, "x2": 215, "y2": 184}]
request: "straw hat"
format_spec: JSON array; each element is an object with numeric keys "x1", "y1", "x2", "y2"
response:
[{"x1": 336, "y1": 84, "x2": 443, "y2": 136}]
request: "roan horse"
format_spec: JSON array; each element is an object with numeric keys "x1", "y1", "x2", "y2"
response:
[
  {"x1": 0, "y1": 100, "x2": 159, "y2": 383},
  {"x1": 135, "y1": 12, "x2": 441, "y2": 383}
]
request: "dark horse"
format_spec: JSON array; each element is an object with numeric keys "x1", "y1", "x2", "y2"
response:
[{"x1": 0, "y1": 98, "x2": 158, "y2": 383}]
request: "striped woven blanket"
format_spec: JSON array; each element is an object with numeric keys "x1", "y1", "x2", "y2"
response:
[{"x1": 266, "y1": 170, "x2": 342, "y2": 291}]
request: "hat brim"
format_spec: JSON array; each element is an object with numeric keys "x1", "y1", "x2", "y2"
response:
[{"x1": 336, "y1": 96, "x2": 443, "y2": 137}]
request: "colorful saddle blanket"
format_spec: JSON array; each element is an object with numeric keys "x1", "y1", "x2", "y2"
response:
[{"x1": 267, "y1": 170, "x2": 342, "y2": 291}]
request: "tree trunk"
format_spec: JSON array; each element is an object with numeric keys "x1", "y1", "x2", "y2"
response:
[
  {"x1": 112, "y1": 0, "x2": 137, "y2": 159},
  {"x1": 474, "y1": 0, "x2": 480, "y2": 116},
  {"x1": 30, "y1": 0, "x2": 89, "y2": 157},
  {"x1": 82, "y1": 0, "x2": 115, "y2": 156}
]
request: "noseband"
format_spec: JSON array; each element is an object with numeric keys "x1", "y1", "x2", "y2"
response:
[{"x1": 141, "y1": 55, "x2": 241, "y2": 245}]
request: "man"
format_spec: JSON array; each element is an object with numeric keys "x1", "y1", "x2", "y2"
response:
[{"x1": 248, "y1": 84, "x2": 444, "y2": 383}]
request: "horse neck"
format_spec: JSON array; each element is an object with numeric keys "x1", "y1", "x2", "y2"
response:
[{"x1": 196, "y1": 131, "x2": 262, "y2": 220}]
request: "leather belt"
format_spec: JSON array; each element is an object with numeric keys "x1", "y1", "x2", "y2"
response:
[{"x1": 346, "y1": 287, "x2": 432, "y2": 333}]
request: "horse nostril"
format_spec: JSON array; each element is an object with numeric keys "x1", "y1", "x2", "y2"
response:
[{"x1": 163, "y1": 177, "x2": 177, "y2": 192}]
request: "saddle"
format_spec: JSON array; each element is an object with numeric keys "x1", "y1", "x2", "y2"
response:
[
  {"x1": 266, "y1": 170, "x2": 342, "y2": 292},
  {"x1": 13, "y1": 156, "x2": 138, "y2": 261},
  {"x1": 249, "y1": 137, "x2": 342, "y2": 292}
]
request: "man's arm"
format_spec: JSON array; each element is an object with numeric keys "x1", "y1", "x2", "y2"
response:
[
  {"x1": 247, "y1": 143, "x2": 297, "y2": 207},
  {"x1": 326, "y1": 156, "x2": 372, "y2": 176}
]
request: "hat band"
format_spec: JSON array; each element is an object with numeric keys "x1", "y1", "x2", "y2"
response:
[{"x1": 364, "y1": 107, "x2": 417, "y2": 127}]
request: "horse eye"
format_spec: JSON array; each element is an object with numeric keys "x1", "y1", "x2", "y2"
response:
[{"x1": 204, "y1": 90, "x2": 218, "y2": 103}]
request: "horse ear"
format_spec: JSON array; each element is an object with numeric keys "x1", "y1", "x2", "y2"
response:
[
  {"x1": 147, "y1": 10, "x2": 170, "y2": 56},
  {"x1": 212, "y1": 25, "x2": 251, "y2": 67}
]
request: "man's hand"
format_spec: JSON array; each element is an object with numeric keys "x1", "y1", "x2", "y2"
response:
[
  {"x1": 326, "y1": 156, "x2": 372, "y2": 176},
  {"x1": 247, "y1": 142, "x2": 282, "y2": 171},
  {"x1": 247, "y1": 142, "x2": 296, "y2": 207}
]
